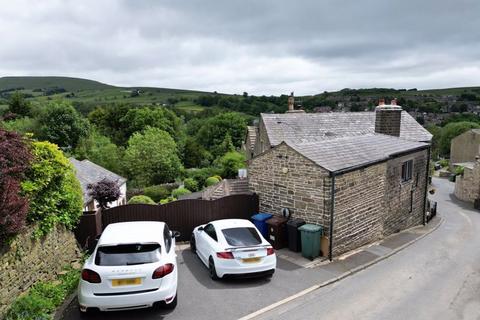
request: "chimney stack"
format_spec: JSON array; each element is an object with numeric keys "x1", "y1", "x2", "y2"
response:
[
  {"x1": 288, "y1": 92, "x2": 294, "y2": 111},
  {"x1": 375, "y1": 98, "x2": 402, "y2": 137}
]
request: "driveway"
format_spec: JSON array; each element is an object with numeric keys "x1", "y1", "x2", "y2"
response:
[
  {"x1": 61, "y1": 247, "x2": 321, "y2": 320},
  {"x1": 254, "y1": 177, "x2": 480, "y2": 320}
]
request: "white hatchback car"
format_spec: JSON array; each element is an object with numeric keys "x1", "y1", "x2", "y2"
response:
[
  {"x1": 78, "y1": 221, "x2": 179, "y2": 313},
  {"x1": 191, "y1": 219, "x2": 276, "y2": 279}
]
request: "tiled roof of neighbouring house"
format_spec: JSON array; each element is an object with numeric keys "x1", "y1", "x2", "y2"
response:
[
  {"x1": 286, "y1": 134, "x2": 429, "y2": 172},
  {"x1": 246, "y1": 126, "x2": 257, "y2": 151},
  {"x1": 69, "y1": 158, "x2": 127, "y2": 205},
  {"x1": 261, "y1": 111, "x2": 432, "y2": 145}
]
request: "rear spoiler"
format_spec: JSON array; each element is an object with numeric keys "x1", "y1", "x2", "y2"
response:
[{"x1": 224, "y1": 244, "x2": 272, "y2": 251}]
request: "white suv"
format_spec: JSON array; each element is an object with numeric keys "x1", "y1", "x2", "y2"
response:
[{"x1": 78, "y1": 221, "x2": 179, "y2": 312}]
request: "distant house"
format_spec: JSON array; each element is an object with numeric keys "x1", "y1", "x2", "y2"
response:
[
  {"x1": 450, "y1": 129, "x2": 480, "y2": 168},
  {"x1": 246, "y1": 96, "x2": 432, "y2": 258},
  {"x1": 70, "y1": 158, "x2": 127, "y2": 211}
]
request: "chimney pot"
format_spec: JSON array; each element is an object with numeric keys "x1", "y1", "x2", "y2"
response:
[
  {"x1": 379, "y1": 98, "x2": 385, "y2": 106},
  {"x1": 287, "y1": 92, "x2": 295, "y2": 111},
  {"x1": 391, "y1": 98, "x2": 397, "y2": 105}
]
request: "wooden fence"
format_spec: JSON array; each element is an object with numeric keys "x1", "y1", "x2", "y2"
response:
[{"x1": 74, "y1": 193, "x2": 259, "y2": 248}]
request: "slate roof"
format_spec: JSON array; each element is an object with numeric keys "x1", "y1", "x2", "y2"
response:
[
  {"x1": 70, "y1": 158, "x2": 127, "y2": 205},
  {"x1": 246, "y1": 126, "x2": 257, "y2": 151},
  {"x1": 261, "y1": 111, "x2": 432, "y2": 145},
  {"x1": 286, "y1": 134, "x2": 429, "y2": 172}
]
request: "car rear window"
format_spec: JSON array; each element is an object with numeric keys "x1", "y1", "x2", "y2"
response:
[
  {"x1": 95, "y1": 243, "x2": 161, "y2": 266},
  {"x1": 222, "y1": 227, "x2": 262, "y2": 247}
]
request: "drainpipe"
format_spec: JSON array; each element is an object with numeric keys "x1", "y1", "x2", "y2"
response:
[
  {"x1": 329, "y1": 173, "x2": 336, "y2": 261},
  {"x1": 422, "y1": 146, "x2": 431, "y2": 225}
]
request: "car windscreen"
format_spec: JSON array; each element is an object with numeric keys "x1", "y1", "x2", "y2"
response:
[
  {"x1": 222, "y1": 227, "x2": 262, "y2": 247},
  {"x1": 95, "y1": 243, "x2": 161, "y2": 266}
]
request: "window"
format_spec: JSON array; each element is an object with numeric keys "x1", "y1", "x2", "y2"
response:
[
  {"x1": 95, "y1": 243, "x2": 161, "y2": 266},
  {"x1": 222, "y1": 228, "x2": 262, "y2": 247},
  {"x1": 164, "y1": 224, "x2": 172, "y2": 253},
  {"x1": 204, "y1": 224, "x2": 218, "y2": 242},
  {"x1": 401, "y1": 160, "x2": 413, "y2": 182}
]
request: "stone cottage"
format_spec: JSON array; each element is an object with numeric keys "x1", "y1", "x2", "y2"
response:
[
  {"x1": 247, "y1": 98, "x2": 432, "y2": 258},
  {"x1": 450, "y1": 129, "x2": 480, "y2": 168},
  {"x1": 70, "y1": 158, "x2": 127, "y2": 212}
]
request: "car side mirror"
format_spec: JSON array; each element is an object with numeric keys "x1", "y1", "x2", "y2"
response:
[
  {"x1": 172, "y1": 230, "x2": 181, "y2": 238},
  {"x1": 198, "y1": 226, "x2": 204, "y2": 232}
]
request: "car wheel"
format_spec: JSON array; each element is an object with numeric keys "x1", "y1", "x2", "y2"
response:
[
  {"x1": 164, "y1": 293, "x2": 178, "y2": 310},
  {"x1": 190, "y1": 234, "x2": 196, "y2": 253},
  {"x1": 208, "y1": 257, "x2": 219, "y2": 280}
]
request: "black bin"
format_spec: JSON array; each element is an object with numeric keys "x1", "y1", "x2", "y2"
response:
[{"x1": 286, "y1": 218, "x2": 305, "y2": 252}]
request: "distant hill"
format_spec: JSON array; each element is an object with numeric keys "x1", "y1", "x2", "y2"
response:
[{"x1": 0, "y1": 76, "x2": 115, "y2": 91}]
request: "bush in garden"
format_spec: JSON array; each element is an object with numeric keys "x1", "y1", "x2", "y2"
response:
[
  {"x1": 21, "y1": 141, "x2": 83, "y2": 237},
  {"x1": 159, "y1": 196, "x2": 176, "y2": 205},
  {"x1": 183, "y1": 178, "x2": 199, "y2": 192},
  {"x1": 87, "y1": 178, "x2": 121, "y2": 210},
  {"x1": 127, "y1": 195, "x2": 156, "y2": 205},
  {"x1": 143, "y1": 185, "x2": 171, "y2": 203},
  {"x1": 216, "y1": 151, "x2": 246, "y2": 179},
  {"x1": 212, "y1": 175, "x2": 222, "y2": 181},
  {"x1": 172, "y1": 187, "x2": 191, "y2": 198},
  {"x1": 185, "y1": 167, "x2": 219, "y2": 188},
  {"x1": 205, "y1": 176, "x2": 220, "y2": 187},
  {"x1": 0, "y1": 129, "x2": 32, "y2": 242}
]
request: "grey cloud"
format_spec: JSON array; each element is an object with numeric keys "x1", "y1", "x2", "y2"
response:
[{"x1": 0, "y1": 0, "x2": 479, "y2": 95}]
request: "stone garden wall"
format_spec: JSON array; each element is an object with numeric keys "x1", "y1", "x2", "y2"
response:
[{"x1": 0, "y1": 225, "x2": 81, "y2": 316}]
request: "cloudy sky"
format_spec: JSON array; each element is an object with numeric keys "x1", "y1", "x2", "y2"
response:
[{"x1": 1, "y1": 0, "x2": 479, "y2": 95}]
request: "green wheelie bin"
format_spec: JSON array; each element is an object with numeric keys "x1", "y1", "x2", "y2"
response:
[{"x1": 298, "y1": 224, "x2": 323, "y2": 260}]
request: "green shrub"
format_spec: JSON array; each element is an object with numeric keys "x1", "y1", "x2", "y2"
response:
[
  {"x1": 185, "y1": 167, "x2": 219, "y2": 188},
  {"x1": 21, "y1": 141, "x2": 83, "y2": 238},
  {"x1": 183, "y1": 178, "x2": 199, "y2": 192},
  {"x1": 5, "y1": 268, "x2": 79, "y2": 320},
  {"x1": 143, "y1": 185, "x2": 170, "y2": 203},
  {"x1": 212, "y1": 175, "x2": 222, "y2": 181},
  {"x1": 439, "y1": 159, "x2": 449, "y2": 167},
  {"x1": 216, "y1": 151, "x2": 246, "y2": 178},
  {"x1": 205, "y1": 176, "x2": 220, "y2": 187},
  {"x1": 159, "y1": 196, "x2": 176, "y2": 205},
  {"x1": 172, "y1": 187, "x2": 191, "y2": 198},
  {"x1": 128, "y1": 195, "x2": 156, "y2": 205},
  {"x1": 455, "y1": 166, "x2": 465, "y2": 175}
]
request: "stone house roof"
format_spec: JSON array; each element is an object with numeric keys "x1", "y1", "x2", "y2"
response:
[
  {"x1": 246, "y1": 126, "x2": 257, "y2": 151},
  {"x1": 283, "y1": 134, "x2": 429, "y2": 173},
  {"x1": 261, "y1": 111, "x2": 432, "y2": 145},
  {"x1": 69, "y1": 158, "x2": 127, "y2": 205}
]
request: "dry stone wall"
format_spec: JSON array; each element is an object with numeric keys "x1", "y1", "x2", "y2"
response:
[{"x1": 0, "y1": 225, "x2": 81, "y2": 316}]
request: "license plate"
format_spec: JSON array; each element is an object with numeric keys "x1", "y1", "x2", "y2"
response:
[
  {"x1": 111, "y1": 278, "x2": 142, "y2": 287},
  {"x1": 242, "y1": 257, "x2": 261, "y2": 263}
]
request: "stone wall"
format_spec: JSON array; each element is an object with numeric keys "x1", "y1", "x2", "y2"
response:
[
  {"x1": 450, "y1": 130, "x2": 480, "y2": 168},
  {"x1": 248, "y1": 143, "x2": 331, "y2": 226},
  {"x1": 454, "y1": 164, "x2": 480, "y2": 203},
  {"x1": 253, "y1": 119, "x2": 272, "y2": 157},
  {"x1": 332, "y1": 163, "x2": 386, "y2": 255},
  {"x1": 0, "y1": 225, "x2": 81, "y2": 316},
  {"x1": 383, "y1": 149, "x2": 428, "y2": 236}
]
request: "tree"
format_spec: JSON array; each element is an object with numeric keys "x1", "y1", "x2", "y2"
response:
[
  {"x1": 183, "y1": 137, "x2": 212, "y2": 168},
  {"x1": 38, "y1": 102, "x2": 89, "y2": 150},
  {"x1": 123, "y1": 127, "x2": 183, "y2": 187},
  {"x1": 8, "y1": 91, "x2": 31, "y2": 117},
  {"x1": 196, "y1": 112, "x2": 247, "y2": 157},
  {"x1": 74, "y1": 130, "x2": 123, "y2": 174},
  {"x1": 438, "y1": 121, "x2": 480, "y2": 156},
  {"x1": 21, "y1": 141, "x2": 83, "y2": 237},
  {"x1": 87, "y1": 178, "x2": 121, "y2": 210},
  {"x1": 0, "y1": 129, "x2": 32, "y2": 242},
  {"x1": 216, "y1": 151, "x2": 246, "y2": 178}
]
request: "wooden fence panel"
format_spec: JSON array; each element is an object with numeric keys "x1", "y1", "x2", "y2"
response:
[{"x1": 98, "y1": 194, "x2": 259, "y2": 242}]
